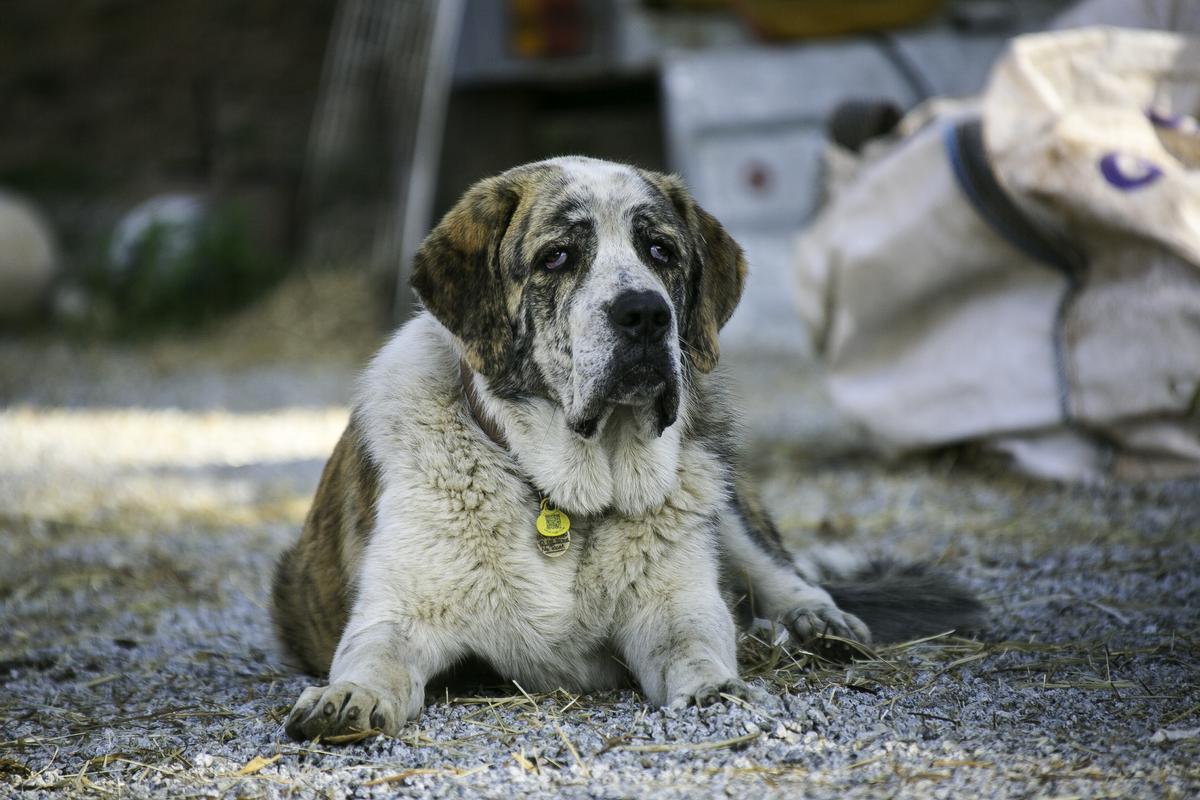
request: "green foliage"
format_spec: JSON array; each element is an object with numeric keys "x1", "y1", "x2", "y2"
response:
[{"x1": 90, "y1": 201, "x2": 286, "y2": 335}]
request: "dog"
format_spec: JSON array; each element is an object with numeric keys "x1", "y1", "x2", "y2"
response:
[{"x1": 271, "y1": 156, "x2": 982, "y2": 740}]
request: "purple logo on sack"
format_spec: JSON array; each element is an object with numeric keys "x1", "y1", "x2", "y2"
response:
[
  {"x1": 1146, "y1": 108, "x2": 1199, "y2": 133},
  {"x1": 1099, "y1": 152, "x2": 1163, "y2": 191}
]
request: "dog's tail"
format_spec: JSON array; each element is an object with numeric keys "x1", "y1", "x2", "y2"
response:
[{"x1": 796, "y1": 547, "x2": 986, "y2": 643}]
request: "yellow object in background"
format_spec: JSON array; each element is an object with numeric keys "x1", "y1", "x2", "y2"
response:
[
  {"x1": 657, "y1": 0, "x2": 946, "y2": 38},
  {"x1": 737, "y1": 0, "x2": 944, "y2": 38},
  {"x1": 510, "y1": 0, "x2": 590, "y2": 58}
]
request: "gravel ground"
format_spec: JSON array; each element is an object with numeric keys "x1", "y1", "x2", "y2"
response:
[{"x1": 2, "y1": 313, "x2": 1198, "y2": 798}]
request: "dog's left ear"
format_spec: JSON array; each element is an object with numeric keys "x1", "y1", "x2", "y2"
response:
[
  {"x1": 641, "y1": 171, "x2": 747, "y2": 373},
  {"x1": 686, "y1": 202, "x2": 747, "y2": 373},
  {"x1": 410, "y1": 174, "x2": 522, "y2": 377}
]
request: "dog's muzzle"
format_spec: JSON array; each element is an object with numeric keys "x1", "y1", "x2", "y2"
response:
[{"x1": 606, "y1": 288, "x2": 679, "y2": 434}]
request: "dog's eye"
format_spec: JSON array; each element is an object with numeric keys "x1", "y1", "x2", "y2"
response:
[
  {"x1": 648, "y1": 243, "x2": 671, "y2": 264},
  {"x1": 543, "y1": 249, "x2": 570, "y2": 271}
]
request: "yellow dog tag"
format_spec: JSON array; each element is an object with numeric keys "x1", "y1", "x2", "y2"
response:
[{"x1": 536, "y1": 498, "x2": 571, "y2": 558}]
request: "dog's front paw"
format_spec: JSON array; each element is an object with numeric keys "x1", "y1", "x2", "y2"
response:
[
  {"x1": 668, "y1": 677, "x2": 751, "y2": 709},
  {"x1": 284, "y1": 681, "x2": 408, "y2": 741},
  {"x1": 784, "y1": 605, "x2": 871, "y2": 652}
]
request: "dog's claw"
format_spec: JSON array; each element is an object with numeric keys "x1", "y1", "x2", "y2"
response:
[
  {"x1": 284, "y1": 682, "x2": 402, "y2": 741},
  {"x1": 669, "y1": 678, "x2": 751, "y2": 709},
  {"x1": 784, "y1": 606, "x2": 872, "y2": 660}
]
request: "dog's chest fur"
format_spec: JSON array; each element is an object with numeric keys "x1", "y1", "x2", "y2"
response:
[{"x1": 355, "y1": 316, "x2": 726, "y2": 689}]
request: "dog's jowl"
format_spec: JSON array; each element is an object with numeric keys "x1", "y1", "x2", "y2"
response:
[{"x1": 271, "y1": 157, "x2": 983, "y2": 740}]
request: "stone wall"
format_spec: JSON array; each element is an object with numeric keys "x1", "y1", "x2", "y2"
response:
[{"x1": 0, "y1": 0, "x2": 335, "y2": 262}]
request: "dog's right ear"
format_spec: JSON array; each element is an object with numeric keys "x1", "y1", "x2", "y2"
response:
[{"x1": 410, "y1": 175, "x2": 522, "y2": 377}]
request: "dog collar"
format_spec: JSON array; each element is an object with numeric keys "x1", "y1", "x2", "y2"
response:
[
  {"x1": 459, "y1": 360, "x2": 572, "y2": 558},
  {"x1": 459, "y1": 359, "x2": 510, "y2": 450}
]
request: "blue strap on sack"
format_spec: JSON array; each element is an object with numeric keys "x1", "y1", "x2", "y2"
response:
[{"x1": 943, "y1": 116, "x2": 1087, "y2": 422}]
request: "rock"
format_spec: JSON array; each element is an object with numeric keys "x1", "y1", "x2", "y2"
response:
[{"x1": 0, "y1": 191, "x2": 58, "y2": 323}]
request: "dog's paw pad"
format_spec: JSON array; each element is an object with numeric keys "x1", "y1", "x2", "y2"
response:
[
  {"x1": 670, "y1": 678, "x2": 751, "y2": 709},
  {"x1": 284, "y1": 682, "x2": 401, "y2": 741},
  {"x1": 784, "y1": 606, "x2": 872, "y2": 659}
]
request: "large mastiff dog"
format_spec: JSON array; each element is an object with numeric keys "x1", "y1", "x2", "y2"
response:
[{"x1": 272, "y1": 157, "x2": 981, "y2": 740}]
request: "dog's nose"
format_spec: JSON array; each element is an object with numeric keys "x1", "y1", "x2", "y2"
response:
[{"x1": 609, "y1": 289, "x2": 671, "y2": 343}]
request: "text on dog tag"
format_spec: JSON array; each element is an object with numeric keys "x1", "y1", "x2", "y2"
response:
[{"x1": 536, "y1": 498, "x2": 571, "y2": 558}]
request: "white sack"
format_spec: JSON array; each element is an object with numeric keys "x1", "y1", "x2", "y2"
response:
[{"x1": 795, "y1": 27, "x2": 1200, "y2": 480}]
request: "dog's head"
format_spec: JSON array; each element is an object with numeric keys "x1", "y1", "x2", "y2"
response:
[{"x1": 412, "y1": 157, "x2": 746, "y2": 438}]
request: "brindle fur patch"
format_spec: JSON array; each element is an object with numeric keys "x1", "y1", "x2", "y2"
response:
[
  {"x1": 410, "y1": 164, "x2": 567, "y2": 385},
  {"x1": 271, "y1": 417, "x2": 379, "y2": 676}
]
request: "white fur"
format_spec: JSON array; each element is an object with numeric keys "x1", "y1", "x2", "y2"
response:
[
  {"x1": 546, "y1": 157, "x2": 684, "y2": 433},
  {"x1": 471, "y1": 370, "x2": 689, "y2": 517},
  {"x1": 335, "y1": 316, "x2": 735, "y2": 709},
  {"x1": 719, "y1": 507, "x2": 836, "y2": 621}
]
